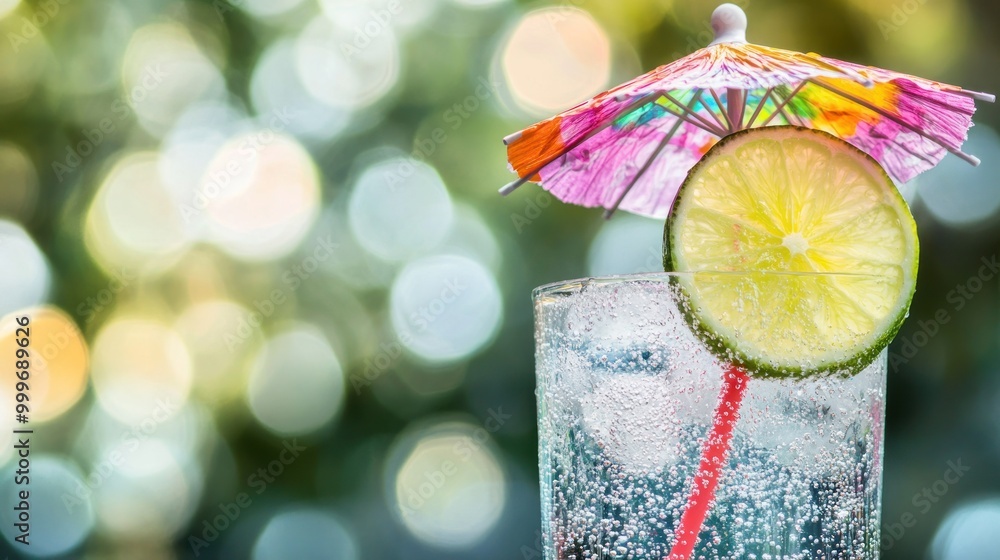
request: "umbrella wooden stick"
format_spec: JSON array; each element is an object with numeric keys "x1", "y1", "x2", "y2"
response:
[{"x1": 727, "y1": 88, "x2": 747, "y2": 131}]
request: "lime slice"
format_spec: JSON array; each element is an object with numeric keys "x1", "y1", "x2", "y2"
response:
[{"x1": 664, "y1": 126, "x2": 918, "y2": 377}]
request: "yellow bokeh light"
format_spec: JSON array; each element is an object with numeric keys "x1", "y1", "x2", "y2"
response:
[
  {"x1": 0, "y1": 8, "x2": 49, "y2": 105},
  {"x1": 0, "y1": 0, "x2": 20, "y2": 19},
  {"x1": 121, "y1": 23, "x2": 226, "y2": 135},
  {"x1": 0, "y1": 306, "x2": 88, "y2": 423},
  {"x1": 91, "y1": 318, "x2": 192, "y2": 425},
  {"x1": 85, "y1": 152, "x2": 191, "y2": 276},
  {"x1": 391, "y1": 422, "x2": 506, "y2": 549},
  {"x1": 174, "y1": 299, "x2": 261, "y2": 404},
  {"x1": 501, "y1": 7, "x2": 612, "y2": 115}
]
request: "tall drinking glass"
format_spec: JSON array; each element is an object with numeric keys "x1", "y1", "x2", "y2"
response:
[{"x1": 534, "y1": 273, "x2": 886, "y2": 559}]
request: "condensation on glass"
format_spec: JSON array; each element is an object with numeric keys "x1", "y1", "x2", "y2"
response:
[{"x1": 534, "y1": 274, "x2": 886, "y2": 559}]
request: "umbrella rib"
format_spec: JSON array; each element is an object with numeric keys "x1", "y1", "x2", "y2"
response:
[
  {"x1": 771, "y1": 89, "x2": 805, "y2": 127},
  {"x1": 499, "y1": 91, "x2": 664, "y2": 196},
  {"x1": 603, "y1": 112, "x2": 688, "y2": 219},
  {"x1": 658, "y1": 100, "x2": 727, "y2": 136},
  {"x1": 662, "y1": 91, "x2": 728, "y2": 136},
  {"x1": 709, "y1": 89, "x2": 734, "y2": 132},
  {"x1": 895, "y1": 86, "x2": 993, "y2": 116},
  {"x1": 955, "y1": 89, "x2": 996, "y2": 103},
  {"x1": 890, "y1": 135, "x2": 939, "y2": 167},
  {"x1": 745, "y1": 88, "x2": 774, "y2": 129},
  {"x1": 758, "y1": 82, "x2": 807, "y2": 127},
  {"x1": 862, "y1": 118, "x2": 940, "y2": 168},
  {"x1": 807, "y1": 79, "x2": 982, "y2": 166}
]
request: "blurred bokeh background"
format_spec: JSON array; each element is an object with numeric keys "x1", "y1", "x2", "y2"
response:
[{"x1": 0, "y1": 0, "x2": 997, "y2": 558}]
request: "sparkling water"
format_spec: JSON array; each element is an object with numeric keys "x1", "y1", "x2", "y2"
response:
[{"x1": 534, "y1": 275, "x2": 885, "y2": 559}]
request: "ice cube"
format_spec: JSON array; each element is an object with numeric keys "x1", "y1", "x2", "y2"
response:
[
  {"x1": 581, "y1": 375, "x2": 683, "y2": 473},
  {"x1": 735, "y1": 358, "x2": 884, "y2": 474}
]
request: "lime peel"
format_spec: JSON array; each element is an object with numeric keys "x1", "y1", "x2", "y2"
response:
[{"x1": 664, "y1": 126, "x2": 918, "y2": 378}]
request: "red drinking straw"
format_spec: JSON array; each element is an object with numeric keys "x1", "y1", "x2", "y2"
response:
[{"x1": 666, "y1": 365, "x2": 750, "y2": 560}]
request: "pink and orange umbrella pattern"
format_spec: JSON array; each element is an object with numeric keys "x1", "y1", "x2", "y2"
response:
[{"x1": 501, "y1": 4, "x2": 995, "y2": 219}]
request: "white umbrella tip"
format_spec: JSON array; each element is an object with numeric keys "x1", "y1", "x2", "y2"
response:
[
  {"x1": 710, "y1": 3, "x2": 748, "y2": 46},
  {"x1": 502, "y1": 131, "x2": 522, "y2": 145}
]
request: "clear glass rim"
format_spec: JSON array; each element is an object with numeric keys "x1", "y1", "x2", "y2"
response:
[{"x1": 533, "y1": 271, "x2": 886, "y2": 299}]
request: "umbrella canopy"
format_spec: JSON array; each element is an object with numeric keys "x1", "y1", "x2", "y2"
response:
[{"x1": 501, "y1": 3, "x2": 995, "y2": 219}]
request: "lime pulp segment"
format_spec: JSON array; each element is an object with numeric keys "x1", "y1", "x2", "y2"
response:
[{"x1": 664, "y1": 126, "x2": 918, "y2": 377}]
